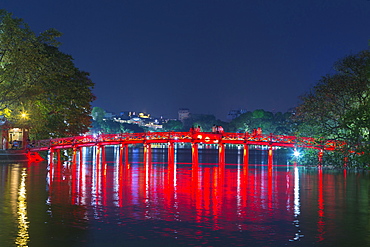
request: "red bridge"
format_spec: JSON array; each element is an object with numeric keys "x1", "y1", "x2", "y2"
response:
[{"x1": 29, "y1": 131, "x2": 346, "y2": 164}]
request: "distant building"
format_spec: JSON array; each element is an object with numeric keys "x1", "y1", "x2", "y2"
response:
[
  {"x1": 138, "y1": 112, "x2": 150, "y2": 119},
  {"x1": 227, "y1": 109, "x2": 247, "y2": 121},
  {"x1": 113, "y1": 110, "x2": 164, "y2": 130},
  {"x1": 178, "y1": 108, "x2": 190, "y2": 122}
]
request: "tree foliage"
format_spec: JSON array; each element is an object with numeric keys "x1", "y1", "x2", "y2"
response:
[
  {"x1": 91, "y1": 107, "x2": 106, "y2": 122},
  {"x1": 294, "y1": 50, "x2": 370, "y2": 165},
  {"x1": 91, "y1": 119, "x2": 145, "y2": 134},
  {"x1": 0, "y1": 10, "x2": 95, "y2": 139},
  {"x1": 162, "y1": 120, "x2": 183, "y2": 131},
  {"x1": 229, "y1": 109, "x2": 294, "y2": 135}
]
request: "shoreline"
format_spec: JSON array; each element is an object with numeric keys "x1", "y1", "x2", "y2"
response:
[
  {"x1": 0, "y1": 150, "x2": 43, "y2": 162},
  {"x1": 0, "y1": 150, "x2": 29, "y2": 162}
]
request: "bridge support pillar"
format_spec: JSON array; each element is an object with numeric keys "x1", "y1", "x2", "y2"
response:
[
  {"x1": 96, "y1": 145, "x2": 105, "y2": 166},
  {"x1": 144, "y1": 143, "x2": 152, "y2": 165},
  {"x1": 49, "y1": 148, "x2": 55, "y2": 163},
  {"x1": 101, "y1": 145, "x2": 106, "y2": 164},
  {"x1": 121, "y1": 144, "x2": 129, "y2": 165},
  {"x1": 343, "y1": 156, "x2": 348, "y2": 168},
  {"x1": 192, "y1": 143, "x2": 198, "y2": 165},
  {"x1": 243, "y1": 144, "x2": 249, "y2": 166},
  {"x1": 318, "y1": 149, "x2": 324, "y2": 166},
  {"x1": 168, "y1": 142, "x2": 175, "y2": 165},
  {"x1": 72, "y1": 147, "x2": 77, "y2": 164},
  {"x1": 218, "y1": 143, "x2": 225, "y2": 164},
  {"x1": 78, "y1": 147, "x2": 83, "y2": 165},
  {"x1": 268, "y1": 145, "x2": 273, "y2": 167},
  {"x1": 56, "y1": 149, "x2": 61, "y2": 166},
  {"x1": 119, "y1": 144, "x2": 124, "y2": 165}
]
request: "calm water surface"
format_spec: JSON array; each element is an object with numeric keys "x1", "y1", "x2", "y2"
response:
[{"x1": 1, "y1": 147, "x2": 370, "y2": 246}]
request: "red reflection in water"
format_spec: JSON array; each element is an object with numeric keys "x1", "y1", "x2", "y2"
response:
[
  {"x1": 317, "y1": 167, "x2": 325, "y2": 242},
  {"x1": 47, "y1": 156, "x2": 303, "y2": 242}
]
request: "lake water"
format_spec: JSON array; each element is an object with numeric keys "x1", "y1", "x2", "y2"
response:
[{"x1": 1, "y1": 146, "x2": 370, "y2": 246}]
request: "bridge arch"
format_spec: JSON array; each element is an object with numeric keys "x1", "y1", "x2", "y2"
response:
[{"x1": 28, "y1": 131, "x2": 346, "y2": 165}]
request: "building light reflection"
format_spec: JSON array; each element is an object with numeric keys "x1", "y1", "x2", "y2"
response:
[{"x1": 15, "y1": 168, "x2": 29, "y2": 247}]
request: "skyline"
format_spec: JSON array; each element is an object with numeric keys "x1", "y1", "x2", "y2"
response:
[{"x1": 3, "y1": 0, "x2": 370, "y2": 120}]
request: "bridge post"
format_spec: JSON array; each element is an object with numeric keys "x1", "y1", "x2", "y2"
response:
[
  {"x1": 102, "y1": 145, "x2": 107, "y2": 164},
  {"x1": 96, "y1": 145, "x2": 102, "y2": 166},
  {"x1": 192, "y1": 143, "x2": 198, "y2": 165},
  {"x1": 243, "y1": 144, "x2": 249, "y2": 166},
  {"x1": 79, "y1": 147, "x2": 83, "y2": 165},
  {"x1": 218, "y1": 143, "x2": 225, "y2": 164},
  {"x1": 48, "y1": 149, "x2": 54, "y2": 191},
  {"x1": 144, "y1": 143, "x2": 152, "y2": 165},
  {"x1": 343, "y1": 156, "x2": 348, "y2": 168},
  {"x1": 124, "y1": 144, "x2": 129, "y2": 165},
  {"x1": 56, "y1": 149, "x2": 61, "y2": 166},
  {"x1": 318, "y1": 149, "x2": 324, "y2": 166},
  {"x1": 268, "y1": 145, "x2": 273, "y2": 167},
  {"x1": 168, "y1": 142, "x2": 175, "y2": 165},
  {"x1": 72, "y1": 147, "x2": 77, "y2": 164},
  {"x1": 119, "y1": 143, "x2": 124, "y2": 165},
  {"x1": 49, "y1": 148, "x2": 55, "y2": 163}
]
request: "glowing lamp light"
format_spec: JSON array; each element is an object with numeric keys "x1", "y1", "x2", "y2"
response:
[
  {"x1": 197, "y1": 134, "x2": 203, "y2": 139},
  {"x1": 21, "y1": 112, "x2": 28, "y2": 119},
  {"x1": 293, "y1": 150, "x2": 300, "y2": 157}
]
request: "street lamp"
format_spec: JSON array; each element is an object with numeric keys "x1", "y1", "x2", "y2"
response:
[{"x1": 20, "y1": 112, "x2": 28, "y2": 119}]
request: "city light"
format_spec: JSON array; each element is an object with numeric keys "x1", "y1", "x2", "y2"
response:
[
  {"x1": 293, "y1": 150, "x2": 300, "y2": 157},
  {"x1": 20, "y1": 112, "x2": 28, "y2": 119}
]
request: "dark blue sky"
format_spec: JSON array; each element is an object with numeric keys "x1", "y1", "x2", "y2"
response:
[{"x1": 3, "y1": 0, "x2": 370, "y2": 120}]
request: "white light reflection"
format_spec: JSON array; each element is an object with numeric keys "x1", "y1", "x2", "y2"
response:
[
  {"x1": 113, "y1": 146, "x2": 120, "y2": 207},
  {"x1": 294, "y1": 166, "x2": 300, "y2": 216},
  {"x1": 80, "y1": 148, "x2": 87, "y2": 206},
  {"x1": 236, "y1": 163, "x2": 241, "y2": 216},
  {"x1": 15, "y1": 168, "x2": 29, "y2": 246},
  {"x1": 290, "y1": 165, "x2": 303, "y2": 242},
  {"x1": 91, "y1": 146, "x2": 98, "y2": 210}
]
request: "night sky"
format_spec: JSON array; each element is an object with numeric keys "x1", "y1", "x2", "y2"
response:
[{"x1": 3, "y1": 0, "x2": 370, "y2": 120}]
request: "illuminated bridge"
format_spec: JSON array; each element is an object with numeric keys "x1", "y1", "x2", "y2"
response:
[{"x1": 28, "y1": 131, "x2": 346, "y2": 164}]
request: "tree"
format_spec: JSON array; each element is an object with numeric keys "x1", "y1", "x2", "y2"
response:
[
  {"x1": 91, "y1": 107, "x2": 106, "y2": 122},
  {"x1": 190, "y1": 114, "x2": 227, "y2": 132},
  {"x1": 163, "y1": 120, "x2": 183, "y2": 131},
  {"x1": 229, "y1": 112, "x2": 253, "y2": 132},
  {"x1": 0, "y1": 10, "x2": 95, "y2": 139},
  {"x1": 294, "y1": 50, "x2": 370, "y2": 164},
  {"x1": 229, "y1": 110, "x2": 294, "y2": 135}
]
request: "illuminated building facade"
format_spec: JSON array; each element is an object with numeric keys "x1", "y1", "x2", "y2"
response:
[{"x1": 0, "y1": 121, "x2": 29, "y2": 150}]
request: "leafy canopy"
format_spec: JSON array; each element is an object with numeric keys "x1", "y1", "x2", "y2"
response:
[
  {"x1": 0, "y1": 10, "x2": 95, "y2": 139},
  {"x1": 294, "y1": 50, "x2": 370, "y2": 165}
]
